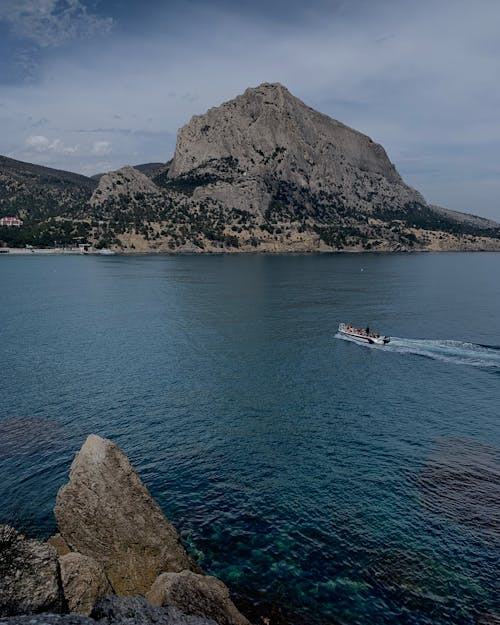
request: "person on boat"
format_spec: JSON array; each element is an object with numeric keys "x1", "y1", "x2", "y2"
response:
[{"x1": 366, "y1": 326, "x2": 370, "y2": 336}]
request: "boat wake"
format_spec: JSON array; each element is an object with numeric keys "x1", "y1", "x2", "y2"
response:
[{"x1": 336, "y1": 334, "x2": 500, "y2": 368}]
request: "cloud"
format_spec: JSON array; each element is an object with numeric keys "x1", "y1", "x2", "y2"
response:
[
  {"x1": 1, "y1": 0, "x2": 500, "y2": 219},
  {"x1": 92, "y1": 140, "x2": 112, "y2": 155},
  {"x1": 25, "y1": 134, "x2": 79, "y2": 154},
  {"x1": 0, "y1": 0, "x2": 113, "y2": 48}
]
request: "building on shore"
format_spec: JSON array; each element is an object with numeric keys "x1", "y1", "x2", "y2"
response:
[{"x1": 0, "y1": 216, "x2": 23, "y2": 227}]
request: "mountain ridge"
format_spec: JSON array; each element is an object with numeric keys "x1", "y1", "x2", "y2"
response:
[{"x1": 1, "y1": 83, "x2": 499, "y2": 252}]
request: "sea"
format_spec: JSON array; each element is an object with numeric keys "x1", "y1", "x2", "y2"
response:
[{"x1": 1, "y1": 252, "x2": 499, "y2": 625}]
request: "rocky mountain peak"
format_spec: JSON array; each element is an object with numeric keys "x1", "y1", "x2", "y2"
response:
[{"x1": 167, "y1": 82, "x2": 419, "y2": 218}]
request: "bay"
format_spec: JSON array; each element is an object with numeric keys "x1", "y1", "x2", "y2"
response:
[{"x1": 1, "y1": 253, "x2": 499, "y2": 625}]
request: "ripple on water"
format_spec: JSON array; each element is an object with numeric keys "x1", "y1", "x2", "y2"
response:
[
  {"x1": 418, "y1": 437, "x2": 500, "y2": 542},
  {"x1": 0, "y1": 417, "x2": 64, "y2": 457}
]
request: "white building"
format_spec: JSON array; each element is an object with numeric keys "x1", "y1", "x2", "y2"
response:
[{"x1": 0, "y1": 217, "x2": 23, "y2": 227}]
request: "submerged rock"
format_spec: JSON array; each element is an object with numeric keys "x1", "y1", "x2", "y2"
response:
[
  {"x1": 147, "y1": 571, "x2": 249, "y2": 625},
  {"x1": 0, "y1": 525, "x2": 63, "y2": 616},
  {"x1": 55, "y1": 435, "x2": 195, "y2": 595},
  {"x1": 92, "y1": 595, "x2": 218, "y2": 625},
  {"x1": 59, "y1": 553, "x2": 112, "y2": 616},
  {"x1": 418, "y1": 437, "x2": 500, "y2": 541}
]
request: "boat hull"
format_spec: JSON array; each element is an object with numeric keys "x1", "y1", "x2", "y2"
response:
[{"x1": 338, "y1": 329, "x2": 390, "y2": 345}]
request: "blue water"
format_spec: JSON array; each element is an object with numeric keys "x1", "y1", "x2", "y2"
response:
[{"x1": 1, "y1": 253, "x2": 499, "y2": 625}]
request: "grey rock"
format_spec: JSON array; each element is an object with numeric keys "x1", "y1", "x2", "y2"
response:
[
  {"x1": 176, "y1": 242, "x2": 203, "y2": 253},
  {"x1": 0, "y1": 525, "x2": 63, "y2": 617},
  {"x1": 92, "y1": 595, "x2": 218, "y2": 625},
  {"x1": 0, "y1": 616, "x2": 93, "y2": 624},
  {"x1": 147, "y1": 571, "x2": 249, "y2": 625},
  {"x1": 90, "y1": 166, "x2": 161, "y2": 207},
  {"x1": 59, "y1": 553, "x2": 112, "y2": 616},
  {"x1": 168, "y1": 82, "x2": 424, "y2": 217},
  {"x1": 54, "y1": 435, "x2": 196, "y2": 596}
]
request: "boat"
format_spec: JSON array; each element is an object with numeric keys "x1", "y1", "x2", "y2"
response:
[{"x1": 338, "y1": 322, "x2": 390, "y2": 345}]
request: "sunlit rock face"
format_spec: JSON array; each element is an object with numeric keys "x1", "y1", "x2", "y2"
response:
[
  {"x1": 55, "y1": 435, "x2": 196, "y2": 595},
  {"x1": 168, "y1": 82, "x2": 424, "y2": 216}
]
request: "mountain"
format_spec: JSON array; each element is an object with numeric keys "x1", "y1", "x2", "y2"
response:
[
  {"x1": 133, "y1": 162, "x2": 165, "y2": 177},
  {"x1": 91, "y1": 163, "x2": 164, "y2": 182},
  {"x1": 0, "y1": 155, "x2": 96, "y2": 216},
  {"x1": 167, "y1": 82, "x2": 423, "y2": 217},
  {"x1": 0, "y1": 155, "x2": 97, "y2": 247},
  {"x1": 1, "y1": 84, "x2": 499, "y2": 252}
]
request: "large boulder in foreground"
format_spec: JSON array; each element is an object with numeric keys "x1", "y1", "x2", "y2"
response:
[
  {"x1": 0, "y1": 525, "x2": 63, "y2": 616},
  {"x1": 147, "y1": 571, "x2": 250, "y2": 625},
  {"x1": 59, "y1": 552, "x2": 112, "y2": 616},
  {"x1": 54, "y1": 435, "x2": 195, "y2": 595}
]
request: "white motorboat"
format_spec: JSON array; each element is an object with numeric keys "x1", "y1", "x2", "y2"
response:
[{"x1": 338, "y1": 322, "x2": 390, "y2": 345}]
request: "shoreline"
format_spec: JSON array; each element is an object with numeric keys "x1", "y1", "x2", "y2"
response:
[{"x1": 2, "y1": 247, "x2": 500, "y2": 256}]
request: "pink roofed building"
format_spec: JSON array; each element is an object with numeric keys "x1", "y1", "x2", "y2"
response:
[{"x1": 0, "y1": 217, "x2": 23, "y2": 227}]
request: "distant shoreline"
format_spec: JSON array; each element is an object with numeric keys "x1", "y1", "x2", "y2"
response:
[{"x1": 2, "y1": 247, "x2": 500, "y2": 256}]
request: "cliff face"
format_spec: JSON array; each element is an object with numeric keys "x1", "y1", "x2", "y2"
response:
[{"x1": 168, "y1": 83, "x2": 423, "y2": 217}]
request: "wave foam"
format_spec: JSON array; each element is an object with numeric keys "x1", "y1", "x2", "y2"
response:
[{"x1": 336, "y1": 334, "x2": 500, "y2": 368}]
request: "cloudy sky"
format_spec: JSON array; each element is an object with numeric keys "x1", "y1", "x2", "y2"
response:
[{"x1": 1, "y1": 0, "x2": 499, "y2": 220}]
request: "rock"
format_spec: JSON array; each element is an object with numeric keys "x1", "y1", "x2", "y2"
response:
[
  {"x1": 89, "y1": 166, "x2": 161, "y2": 207},
  {"x1": 0, "y1": 525, "x2": 63, "y2": 616},
  {"x1": 54, "y1": 435, "x2": 195, "y2": 595},
  {"x1": 48, "y1": 534, "x2": 71, "y2": 556},
  {"x1": 177, "y1": 242, "x2": 203, "y2": 254},
  {"x1": 147, "y1": 571, "x2": 249, "y2": 625},
  {"x1": 92, "y1": 595, "x2": 218, "y2": 625},
  {"x1": 59, "y1": 553, "x2": 112, "y2": 616},
  {"x1": 168, "y1": 82, "x2": 424, "y2": 217},
  {"x1": 0, "y1": 616, "x2": 93, "y2": 624}
]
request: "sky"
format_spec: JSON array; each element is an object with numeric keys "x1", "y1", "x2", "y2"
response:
[{"x1": 0, "y1": 0, "x2": 499, "y2": 220}]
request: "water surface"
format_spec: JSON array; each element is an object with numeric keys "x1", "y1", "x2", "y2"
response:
[{"x1": 1, "y1": 253, "x2": 499, "y2": 625}]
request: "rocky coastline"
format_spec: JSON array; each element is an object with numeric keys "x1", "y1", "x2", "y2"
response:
[{"x1": 0, "y1": 435, "x2": 251, "y2": 625}]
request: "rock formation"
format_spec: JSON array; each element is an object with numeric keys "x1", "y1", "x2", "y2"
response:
[
  {"x1": 1, "y1": 435, "x2": 250, "y2": 625},
  {"x1": 55, "y1": 435, "x2": 196, "y2": 595},
  {"x1": 0, "y1": 525, "x2": 63, "y2": 617},
  {"x1": 90, "y1": 167, "x2": 161, "y2": 208},
  {"x1": 147, "y1": 571, "x2": 250, "y2": 625},
  {"x1": 168, "y1": 82, "x2": 422, "y2": 216},
  {"x1": 59, "y1": 553, "x2": 112, "y2": 616},
  {"x1": 0, "y1": 597, "x2": 219, "y2": 625},
  {"x1": 47, "y1": 534, "x2": 71, "y2": 556},
  {"x1": 91, "y1": 595, "x2": 218, "y2": 625}
]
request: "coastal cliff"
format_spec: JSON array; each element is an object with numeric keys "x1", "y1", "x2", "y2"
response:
[
  {"x1": 0, "y1": 435, "x2": 250, "y2": 625},
  {"x1": 1, "y1": 84, "x2": 499, "y2": 252}
]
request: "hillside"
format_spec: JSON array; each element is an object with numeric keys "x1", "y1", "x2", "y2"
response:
[
  {"x1": 1, "y1": 84, "x2": 499, "y2": 252},
  {"x1": 0, "y1": 156, "x2": 97, "y2": 247}
]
